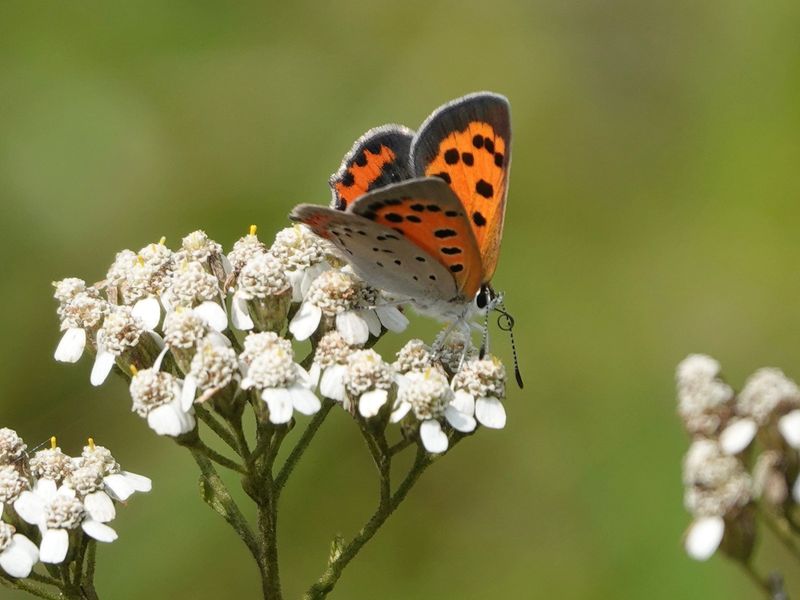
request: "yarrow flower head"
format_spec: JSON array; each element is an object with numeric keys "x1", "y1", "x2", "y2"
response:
[
  {"x1": 227, "y1": 225, "x2": 268, "y2": 275},
  {"x1": 182, "y1": 338, "x2": 239, "y2": 409},
  {"x1": 433, "y1": 327, "x2": 478, "y2": 375},
  {"x1": 676, "y1": 354, "x2": 735, "y2": 439},
  {"x1": 342, "y1": 349, "x2": 394, "y2": 417},
  {"x1": 0, "y1": 428, "x2": 27, "y2": 466},
  {"x1": 308, "y1": 331, "x2": 357, "y2": 403},
  {"x1": 719, "y1": 368, "x2": 800, "y2": 455},
  {"x1": 231, "y1": 252, "x2": 291, "y2": 331},
  {"x1": 269, "y1": 225, "x2": 333, "y2": 301},
  {"x1": 54, "y1": 285, "x2": 109, "y2": 364},
  {"x1": 393, "y1": 339, "x2": 437, "y2": 375},
  {"x1": 681, "y1": 438, "x2": 753, "y2": 561},
  {"x1": 129, "y1": 367, "x2": 196, "y2": 437},
  {"x1": 91, "y1": 304, "x2": 165, "y2": 387},
  {"x1": 240, "y1": 333, "x2": 320, "y2": 424},
  {"x1": 451, "y1": 356, "x2": 508, "y2": 430},
  {"x1": 392, "y1": 368, "x2": 475, "y2": 453}
]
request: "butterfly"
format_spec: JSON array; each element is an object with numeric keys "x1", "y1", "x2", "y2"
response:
[{"x1": 291, "y1": 92, "x2": 511, "y2": 326}]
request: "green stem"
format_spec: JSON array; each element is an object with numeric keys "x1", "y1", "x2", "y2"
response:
[
  {"x1": 194, "y1": 440, "x2": 247, "y2": 474},
  {"x1": 760, "y1": 508, "x2": 800, "y2": 565},
  {"x1": 0, "y1": 573, "x2": 63, "y2": 600},
  {"x1": 274, "y1": 400, "x2": 334, "y2": 493},
  {"x1": 195, "y1": 404, "x2": 240, "y2": 452},
  {"x1": 304, "y1": 447, "x2": 434, "y2": 600},
  {"x1": 189, "y1": 448, "x2": 261, "y2": 560},
  {"x1": 738, "y1": 561, "x2": 771, "y2": 598}
]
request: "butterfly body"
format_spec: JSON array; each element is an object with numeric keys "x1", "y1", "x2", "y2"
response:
[{"x1": 291, "y1": 92, "x2": 511, "y2": 324}]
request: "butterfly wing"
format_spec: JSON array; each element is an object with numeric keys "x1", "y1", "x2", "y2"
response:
[
  {"x1": 411, "y1": 92, "x2": 511, "y2": 282},
  {"x1": 290, "y1": 204, "x2": 457, "y2": 302},
  {"x1": 348, "y1": 177, "x2": 482, "y2": 299},
  {"x1": 329, "y1": 124, "x2": 415, "y2": 210}
]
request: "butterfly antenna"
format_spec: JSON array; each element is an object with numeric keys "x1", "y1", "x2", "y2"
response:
[
  {"x1": 14, "y1": 437, "x2": 52, "y2": 465},
  {"x1": 496, "y1": 302, "x2": 524, "y2": 389},
  {"x1": 479, "y1": 305, "x2": 491, "y2": 359}
]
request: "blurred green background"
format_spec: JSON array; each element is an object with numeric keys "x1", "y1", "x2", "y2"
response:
[{"x1": 2, "y1": 0, "x2": 800, "y2": 598}]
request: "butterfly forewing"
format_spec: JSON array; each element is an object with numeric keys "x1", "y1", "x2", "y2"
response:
[
  {"x1": 290, "y1": 204, "x2": 457, "y2": 302},
  {"x1": 411, "y1": 92, "x2": 511, "y2": 282},
  {"x1": 329, "y1": 125, "x2": 414, "y2": 210},
  {"x1": 348, "y1": 177, "x2": 483, "y2": 299}
]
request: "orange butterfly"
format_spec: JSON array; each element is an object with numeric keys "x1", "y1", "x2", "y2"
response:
[{"x1": 291, "y1": 92, "x2": 511, "y2": 324}]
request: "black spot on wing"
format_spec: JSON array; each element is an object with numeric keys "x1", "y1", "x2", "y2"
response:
[
  {"x1": 435, "y1": 172, "x2": 452, "y2": 184},
  {"x1": 444, "y1": 149, "x2": 459, "y2": 164},
  {"x1": 434, "y1": 229, "x2": 457, "y2": 238},
  {"x1": 461, "y1": 152, "x2": 474, "y2": 166},
  {"x1": 449, "y1": 264, "x2": 464, "y2": 273},
  {"x1": 410, "y1": 203, "x2": 425, "y2": 212},
  {"x1": 441, "y1": 247, "x2": 462, "y2": 255},
  {"x1": 385, "y1": 213, "x2": 403, "y2": 223},
  {"x1": 476, "y1": 180, "x2": 494, "y2": 198},
  {"x1": 472, "y1": 135, "x2": 484, "y2": 149},
  {"x1": 406, "y1": 215, "x2": 422, "y2": 223},
  {"x1": 472, "y1": 211, "x2": 487, "y2": 226}
]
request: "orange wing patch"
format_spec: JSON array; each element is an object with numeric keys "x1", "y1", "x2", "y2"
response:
[
  {"x1": 422, "y1": 121, "x2": 508, "y2": 282},
  {"x1": 329, "y1": 125, "x2": 414, "y2": 210},
  {"x1": 350, "y1": 178, "x2": 483, "y2": 298},
  {"x1": 333, "y1": 145, "x2": 397, "y2": 208}
]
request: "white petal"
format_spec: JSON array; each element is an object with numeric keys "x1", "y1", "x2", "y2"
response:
[
  {"x1": 147, "y1": 400, "x2": 195, "y2": 437},
  {"x1": 336, "y1": 311, "x2": 369, "y2": 345},
  {"x1": 132, "y1": 296, "x2": 161, "y2": 330},
  {"x1": 475, "y1": 397, "x2": 507, "y2": 429},
  {"x1": 0, "y1": 534, "x2": 39, "y2": 578},
  {"x1": 55, "y1": 485, "x2": 75, "y2": 499},
  {"x1": 685, "y1": 516, "x2": 724, "y2": 561},
  {"x1": 390, "y1": 401, "x2": 412, "y2": 423},
  {"x1": 207, "y1": 330, "x2": 232, "y2": 347},
  {"x1": 294, "y1": 365, "x2": 314, "y2": 388},
  {"x1": 445, "y1": 405, "x2": 477, "y2": 432},
  {"x1": 81, "y1": 520, "x2": 118, "y2": 543},
  {"x1": 289, "y1": 302, "x2": 322, "y2": 341},
  {"x1": 793, "y1": 475, "x2": 800, "y2": 503},
  {"x1": 289, "y1": 385, "x2": 321, "y2": 415},
  {"x1": 778, "y1": 409, "x2": 800, "y2": 449},
  {"x1": 263, "y1": 388, "x2": 294, "y2": 424},
  {"x1": 300, "y1": 263, "x2": 329, "y2": 299},
  {"x1": 148, "y1": 330, "x2": 165, "y2": 349},
  {"x1": 160, "y1": 291, "x2": 174, "y2": 312},
  {"x1": 181, "y1": 375, "x2": 198, "y2": 411},
  {"x1": 358, "y1": 389, "x2": 388, "y2": 418},
  {"x1": 230, "y1": 292, "x2": 254, "y2": 331},
  {"x1": 287, "y1": 270, "x2": 305, "y2": 302},
  {"x1": 121, "y1": 471, "x2": 152, "y2": 493},
  {"x1": 103, "y1": 474, "x2": 135, "y2": 501},
  {"x1": 152, "y1": 345, "x2": 169, "y2": 371},
  {"x1": 39, "y1": 529, "x2": 69, "y2": 563},
  {"x1": 451, "y1": 390, "x2": 475, "y2": 415},
  {"x1": 90, "y1": 349, "x2": 116, "y2": 387},
  {"x1": 360, "y1": 309, "x2": 382, "y2": 337},
  {"x1": 195, "y1": 301, "x2": 228, "y2": 332},
  {"x1": 719, "y1": 418, "x2": 758, "y2": 454},
  {"x1": 420, "y1": 420, "x2": 448, "y2": 454},
  {"x1": 84, "y1": 492, "x2": 116, "y2": 523},
  {"x1": 308, "y1": 362, "x2": 321, "y2": 388},
  {"x1": 320, "y1": 364, "x2": 347, "y2": 402},
  {"x1": 375, "y1": 305, "x2": 409, "y2": 333},
  {"x1": 34, "y1": 479, "x2": 58, "y2": 501},
  {"x1": 54, "y1": 327, "x2": 86, "y2": 363},
  {"x1": 13, "y1": 491, "x2": 45, "y2": 525}
]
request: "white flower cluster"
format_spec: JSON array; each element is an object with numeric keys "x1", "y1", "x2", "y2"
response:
[
  {"x1": 53, "y1": 225, "x2": 510, "y2": 451},
  {"x1": 0, "y1": 429, "x2": 149, "y2": 578},
  {"x1": 675, "y1": 354, "x2": 800, "y2": 562}
]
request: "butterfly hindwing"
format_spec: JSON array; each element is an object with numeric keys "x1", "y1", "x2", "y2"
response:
[
  {"x1": 329, "y1": 124, "x2": 414, "y2": 210},
  {"x1": 411, "y1": 92, "x2": 511, "y2": 282},
  {"x1": 290, "y1": 204, "x2": 457, "y2": 302},
  {"x1": 348, "y1": 177, "x2": 483, "y2": 299}
]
